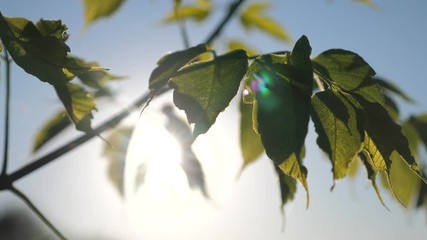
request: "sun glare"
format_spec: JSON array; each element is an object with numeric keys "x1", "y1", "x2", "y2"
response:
[
  {"x1": 122, "y1": 105, "x2": 241, "y2": 238},
  {"x1": 124, "y1": 110, "x2": 185, "y2": 198}
]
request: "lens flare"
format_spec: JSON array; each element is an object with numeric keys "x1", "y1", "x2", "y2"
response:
[{"x1": 249, "y1": 70, "x2": 281, "y2": 111}]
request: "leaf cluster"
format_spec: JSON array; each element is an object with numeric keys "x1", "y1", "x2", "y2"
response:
[
  {"x1": 0, "y1": 13, "x2": 124, "y2": 151},
  {"x1": 142, "y1": 34, "x2": 427, "y2": 211}
]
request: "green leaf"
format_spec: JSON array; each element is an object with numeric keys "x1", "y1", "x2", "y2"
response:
[
  {"x1": 401, "y1": 121, "x2": 421, "y2": 160},
  {"x1": 228, "y1": 40, "x2": 259, "y2": 56},
  {"x1": 149, "y1": 44, "x2": 208, "y2": 95},
  {"x1": 162, "y1": 0, "x2": 211, "y2": 23},
  {"x1": 242, "y1": 52, "x2": 289, "y2": 104},
  {"x1": 169, "y1": 49, "x2": 248, "y2": 137},
  {"x1": 239, "y1": 95, "x2": 264, "y2": 169},
  {"x1": 54, "y1": 83, "x2": 96, "y2": 132},
  {"x1": 239, "y1": 2, "x2": 291, "y2": 43},
  {"x1": 313, "y1": 49, "x2": 385, "y2": 106},
  {"x1": 352, "y1": 96, "x2": 427, "y2": 206},
  {"x1": 274, "y1": 165, "x2": 297, "y2": 208},
  {"x1": 83, "y1": 0, "x2": 126, "y2": 26},
  {"x1": 416, "y1": 169, "x2": 427, "y2": 208},
  {"x1": 0, "y1": 42, "x2": 3, "y2": 52},
  {"x1": 311, "y1": 89, "x2": 364, "y2": 181},
  {"x1": 408, "y1": 114, "x2": 427, "y2": 149},
  {"x1": 32, "y1": 111, "x2": 72, "y2": 152},
  {"x1": 103, "y1": 126, "x2": 134, "y2": 196},
  {"x1": 383, "y1": 94, "x2": 400, "y2": 120},
  {"x1": 359, "y1": 153, "x2": 388, "y2": 209},
  {"x1": 375, "y1": 76, "x2": 415, "y2": 103},
  {"x1": 384, "y1": 154, "x2": 421, "y2": 208},
  {"x1": 0, "y1": 14, "x2": 91, "y2": 85},
  {"x1": 247, "y1": 36, "x2": 313, "y2": 199}
]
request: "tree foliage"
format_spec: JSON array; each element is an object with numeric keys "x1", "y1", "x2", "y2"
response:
[{"x1": 0, "y1": 0, "x2": 426, "y2": 239}]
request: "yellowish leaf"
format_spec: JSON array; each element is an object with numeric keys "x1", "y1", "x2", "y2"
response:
[
  {"x1": 83, "y1": 0, "x2": 126, "y2": 26},
  {"x1": 163, "y1": 0, "x2": 211, "y2": 23},
  {"x1": 240, "y1": 2, "x2": 292, "y2": 43}
]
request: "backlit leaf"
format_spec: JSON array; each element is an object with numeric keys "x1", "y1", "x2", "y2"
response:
[
  {"x1": 274, "y1": 165, "x2": 297, "y2": 208},
  {"x1": 163, "y1": 0, "x2": 211, "y2": 23},
  {"x1": 384, "y1": 153, "x2": 421, "y2": 208},
  {"x1": 311, "y1": 89, "x2": 364, "y2": 181},
  {"x1": 359, "y1": 153, "x2": 388, "y2": 209},
  {"x1": 240, "y1": 96, "x2": 264, "y2": 169},
  {"x1": 239, "y1": 2, "x2": 291, "y2": 43},
  {"x1": 408, "y1": 114, "x2": 427, "y2": 148},
  {"x1": 83, "y1": 0, "x2": 126, "y2": 26},
  {"x1": 75, "y1": 58, "x2": 124, "y2": 90},
  {"x1": 416, "y1": 169, "x2": 427, "y2": 208},
  {"x1": 356, "y1": 96, "x2": 426, "y2": 184},
  {"x1": 162, "y1": 105, "x2": 209, "y2": 198},
  {"x1": 0, "y1": 14, "x2": 91, "y2": 85},
  {"x1": 149, "y1": 44, "x2": 208, "y2": 95},
  {"x1": 247, "y1": 36, "x2": 313, "y2": 200},
  {"x1": 169, "y1": 49, "x2": 248, "y2": 137},
  {"x1": 375, "y1": 76, "x2": 415, "y2": 103},
  {"x1": 32, "y1": 111, "x2": 71, "y2": 152},
  {"x1": 383, "y1": 94, "x2": 399, "y2": 120},
  {"x1": 103, "y1": 127, "x2": 134, "y2": 196},
  {"x1": 54, "y1": 83, "x2": 96, "y2": 132},
  {"x1": 313, "y1": 49, "x2": 384, "y2": 106},
  {"x1": 242, "y1": 52, "x2": 290, "y2": 104}
]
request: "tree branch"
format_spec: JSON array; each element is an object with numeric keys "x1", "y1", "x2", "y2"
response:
[
  {"x1": 175, "y1": 2, "x2": 191, "y2": 48},
  {"x1": 204, "y1": 0, "x2": 246, "y2": 45},
  {"x1": 10, "y1": 87, "x2": 170, "y2": 182},
  {"x1": 1, "y1": 50, "x2": 11, "y2": 176},
  {"x1": 10, "y1": 186, "x2": 66, "y2": 240}
]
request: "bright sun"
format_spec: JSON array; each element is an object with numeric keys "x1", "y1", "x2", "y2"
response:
[
  {"x1": 124, "y1": 110, "x2": 186, "y2": 200},
  {"x1": 122, "y1": 104, "x2": 240, "y2": 238}
]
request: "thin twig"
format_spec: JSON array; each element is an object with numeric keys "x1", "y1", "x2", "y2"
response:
[
  {"x1": 10, "y1": 186, "x2": 67, "y2": 240},
  {"x1": 1, "y1": 50, "x2": 11, "y2": 175},
  {"x1": 175, "y1": 2, "x2": 190, "y2": 48},
  {"x1": 10, "y1": 87, "x2": 170, "y2": 182},
  {"x1": 204, "y1": 0, "x2": 246, "y2": 45}
]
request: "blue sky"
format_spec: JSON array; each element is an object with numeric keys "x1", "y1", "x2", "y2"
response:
[{"x1": 0, "y1": 0, "x2": 426, "y2": 239}]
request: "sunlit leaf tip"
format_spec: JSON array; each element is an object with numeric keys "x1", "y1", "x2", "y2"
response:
[
  {"x1": 359, "y1": 153, "x2": 389, "y2": 210},
  {"x1": 275, "y1": 165, "x2": 297, "y2": 208}
]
